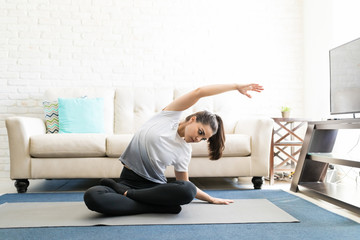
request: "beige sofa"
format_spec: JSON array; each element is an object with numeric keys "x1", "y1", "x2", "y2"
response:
[{"x1": 6, "y1": 87, "x2": 273, "y2": 193}]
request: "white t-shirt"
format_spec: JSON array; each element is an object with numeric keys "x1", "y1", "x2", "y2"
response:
[{"x1": 119, "y1": 111, "x2": 192, "y2": 184}]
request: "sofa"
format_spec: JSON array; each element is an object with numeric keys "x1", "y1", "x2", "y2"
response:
[{"x1": 6, "y1": 87, "x2": 274, "y2": 193}]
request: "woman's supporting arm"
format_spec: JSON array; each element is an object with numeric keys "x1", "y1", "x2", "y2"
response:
[{"x1": 175, "y1": 171, "x2": 234, "y2": 205}]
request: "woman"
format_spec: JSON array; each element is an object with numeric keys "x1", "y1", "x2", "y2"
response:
[{"x1": 84, "y1": 83, "x2": 263, "y2": 216}]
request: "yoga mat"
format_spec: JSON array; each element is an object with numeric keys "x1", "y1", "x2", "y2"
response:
[{"x1": 0, "y1": 199, "x2": 298, "y2": 228}]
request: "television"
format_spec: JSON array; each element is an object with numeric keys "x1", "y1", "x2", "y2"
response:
[{"x1": 329, "y1": 37, "x2": 360, "y2": 116}]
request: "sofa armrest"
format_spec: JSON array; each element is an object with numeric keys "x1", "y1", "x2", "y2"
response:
[
  {"x1": 234, "y1": 117, "x2": 274, "y2": 177},
  {"x1": 5, "y1": 117, "x2": 46, "y2": 179}
]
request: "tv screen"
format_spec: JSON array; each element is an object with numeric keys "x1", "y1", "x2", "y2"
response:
[{"x1": 330, "y1": 37, "x2": 360, "y2": 115}]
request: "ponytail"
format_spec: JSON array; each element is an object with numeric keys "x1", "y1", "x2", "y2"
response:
[{"x1": 208, "y1": 115, "x2": 225, "y2": 160}]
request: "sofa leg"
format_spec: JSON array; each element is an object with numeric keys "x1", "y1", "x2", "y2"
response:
[
  {"x1": 15, "y1": 179, "x2": 29, "y2": 193},
  {"x1": 251, "y1": 177, "x2": 263, "y2": 189}
]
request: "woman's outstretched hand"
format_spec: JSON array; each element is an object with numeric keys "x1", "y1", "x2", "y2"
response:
[
  {"x1": 237, "y1": 83, "x2": 264, "y2": 98},
  {"x1": 209, "y1": 197, "x2": 234, "y2": 205}
]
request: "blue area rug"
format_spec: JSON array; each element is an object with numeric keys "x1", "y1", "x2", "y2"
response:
[{"x1": 0, "y1": 189, "x2": 359, "y2": 240}]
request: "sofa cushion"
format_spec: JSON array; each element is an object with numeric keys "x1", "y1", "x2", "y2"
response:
[
  {"x1": 106, "y1": 134, "x2": 134, "y2": 158},
  {"x1": 30, "y1": 134, "x2": 106, "y2": 158},
  {"x1": 106, "y1": 133, "x2": 251, "y2": 159},
  {"x1": 191, "y1": 134, "x2": 251, "y2": 157}
]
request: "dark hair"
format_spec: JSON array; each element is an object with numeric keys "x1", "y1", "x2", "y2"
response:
[{"x1": 185, "y1": 111, "x2": 225, "y2": 160}]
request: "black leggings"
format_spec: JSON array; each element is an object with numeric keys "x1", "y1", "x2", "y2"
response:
[{"x1": 83, "y1": 167, "x2": 197, "y2": 216}]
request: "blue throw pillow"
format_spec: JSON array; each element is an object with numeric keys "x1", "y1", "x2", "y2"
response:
[{"x1": 58, "y1": 97, "x2": 105, "y2": 133}]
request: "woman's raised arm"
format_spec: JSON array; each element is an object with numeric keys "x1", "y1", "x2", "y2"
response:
[{"x1": 163, "y1": 83, "x2": 263, "y2": 112}]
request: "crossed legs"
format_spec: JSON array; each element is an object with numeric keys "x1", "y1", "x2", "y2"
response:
[{"x1": 83, "y1": 168, "x2": 197, "y2": 216}]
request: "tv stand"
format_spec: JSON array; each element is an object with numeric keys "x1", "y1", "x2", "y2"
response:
[{"x1": 291, "y1": 119, "x2": 360, "y2": 209}]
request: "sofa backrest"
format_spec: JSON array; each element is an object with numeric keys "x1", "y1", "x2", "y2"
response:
[
  {"x1": 114, "y1": 87, "x2": 239, "y2": 134},
  {"x1": 114, "y1": 87, "x2": 173, "y2": 134},
  {"x1": 44, "y1": 87, "x2": 241, "y2": 135}
]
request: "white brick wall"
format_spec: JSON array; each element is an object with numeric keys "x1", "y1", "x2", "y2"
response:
[{"x1": 0, "y1": 0, "x2": 303, "y2": 177}]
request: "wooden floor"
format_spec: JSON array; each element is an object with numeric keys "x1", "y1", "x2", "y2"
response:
[{"x1": 0, "y1": 176, "x2": 359, "y2": 223}]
